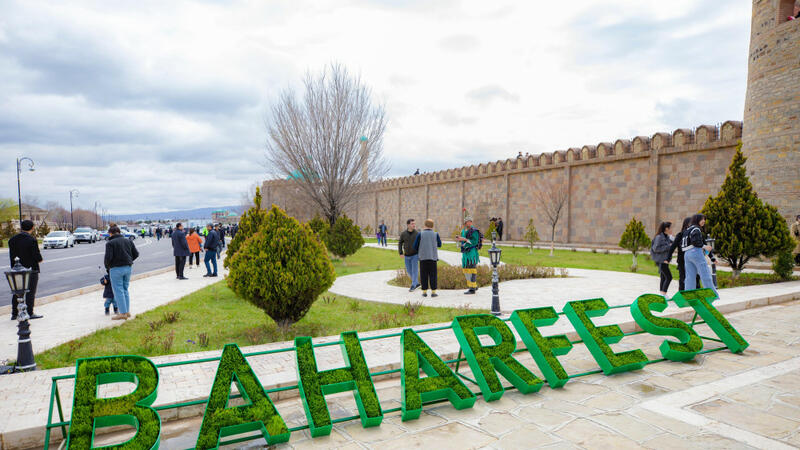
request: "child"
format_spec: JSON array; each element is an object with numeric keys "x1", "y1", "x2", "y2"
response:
[
  {"x1": 100, "y1": 273, "x2": 119, "y2": 316},
  {"x1": 413, "y1": 219, "x2": 442, "y2": 298}
]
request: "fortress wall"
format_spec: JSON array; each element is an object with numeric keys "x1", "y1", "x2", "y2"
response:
[{"x1": 264, "y1": 121, "x2": 743, "y2": 245}]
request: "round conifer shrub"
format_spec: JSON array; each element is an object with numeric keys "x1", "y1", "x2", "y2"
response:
[
  {"x1": 307, "y1": 215, "x2": 330, "y2": 247},
  {"x1": 772, "y1": 249, "x2": 794, "y2": 280},
  {"x1": 327, "y1": 215, "x2": 364, "y2": 260},
  {"x1": 227, "y1": 205, "x2": 335, "y2": 329}
]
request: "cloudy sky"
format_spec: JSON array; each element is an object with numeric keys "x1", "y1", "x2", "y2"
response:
[{"x1": 0, "y1": 0, "x2": 751, "y2": 214}]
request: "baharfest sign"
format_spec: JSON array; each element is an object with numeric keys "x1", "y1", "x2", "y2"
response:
[{"x1": 62, "y1": 289, "x2": 747, "y2": 449}]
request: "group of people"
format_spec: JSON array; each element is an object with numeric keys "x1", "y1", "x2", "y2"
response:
[
  {"x1": 170, "y1": 223, "x2": 225, "y2": 280},
  {"x1": 489, "y1": 217, "x2": 504, "y2": 241},
  {"x1": 396, "y1": 215, "x2": 482, "y2": 297}
]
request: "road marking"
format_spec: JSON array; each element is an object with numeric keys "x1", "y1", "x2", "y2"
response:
[
  {"x1": 0, "y1": 239, "x2": 156, "y2": 269},
  {"x1": 639, "y1": 356, "x2": 800, "y2": 450}
]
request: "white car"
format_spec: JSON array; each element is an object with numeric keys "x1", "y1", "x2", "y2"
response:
[
  {"x1": 43, "y1": 231, "x2": 75, "y2": 249},
  {"x1": 73, "y1": 227, "x2": 97, "y2": 244}
]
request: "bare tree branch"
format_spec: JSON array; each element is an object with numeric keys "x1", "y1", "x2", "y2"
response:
[
  {"x1": 532, "y1": 176, "x2": 569, "y2": 256},
  {"x1": 265, "y1": 63, "x2": 389, "y2": 224}
]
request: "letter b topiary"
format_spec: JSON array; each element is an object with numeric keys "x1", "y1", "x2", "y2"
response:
[{"x1": 226, "y1": 205, "x2": 335, "y2": 329}]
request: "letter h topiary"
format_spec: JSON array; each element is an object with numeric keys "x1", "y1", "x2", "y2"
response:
[
  {"x1": 67, "y1": 355, "x2": 161, "y2": 450},
  {"x1": 295, "y1": 332, "x2": 383, "y2": 438}
]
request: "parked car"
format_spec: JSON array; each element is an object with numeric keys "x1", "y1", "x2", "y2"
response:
[
  {"x1": 43, "y1": 231, "x2": 75, "y2": 249},
  {"x1": 100, "y1": 230, "x2": 110, "y2": 240},
  {"x1": 73, "y1": 227, "x2": 97, "y2": 244}
]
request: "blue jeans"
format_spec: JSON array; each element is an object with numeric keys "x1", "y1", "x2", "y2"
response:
[
  {"x1": 204, "y1": 250, "x2": 218, "y2": 275},
  {"x1": 109, "y1": 266, "x2": 132, "y2": 314},
  {"x1": 104, "y1": 297, "x2": 118, "y2": 310},
  {"x1": 684, "y1": 247, "x2": 718, "y2": 298},
  {"x1": 404, "y1": 254, "x2": 419, "y2": 287}
]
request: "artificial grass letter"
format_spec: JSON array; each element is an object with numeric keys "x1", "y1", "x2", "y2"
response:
[
  {"x1": 67, "y1": 355, "x2": 161, "y2": 450},
  {"x1": 196, "y1": 344, "x2": 289, "y2": 449},
  {"x1": 510, "y1": 307, "x2": 573, "y2": 388},
  {"x1": 564, "y1": 298, "x2": 648, "y2": 375},
  {"x1": 452, "y1": 314, "x2": 543, "y2": 401},
  {"x1": 295, "y1": 332, "x2": 383, "y2": 438},
  {"x1": 401, "y1": 328, "x2": 476, "y2": 420},
  {"x1": 672, "y1": 289, "x2": 749, "y2": 353},
  {"x1": 631, "y1": 294, "x2": 703, "y2": 361}
]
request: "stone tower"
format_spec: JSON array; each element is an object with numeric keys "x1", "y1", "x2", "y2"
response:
[{"x1": 743, "y1": 0, "x2": 800, "y2": 220}]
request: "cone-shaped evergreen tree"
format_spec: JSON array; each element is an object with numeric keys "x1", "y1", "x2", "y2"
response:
[
  {"x1": 619, "y1": 217, "x2": 650, "y2": 271},
  {"x1": 327, "y1": 214, "x2": 364, "y2": 261},
  {"x1": 702, "y1": 143, "x2": 794, "y2": 277},
  {"x1": 224, "y1": 187, "x2": 269, "y2": 268},
  {"x1": 524, "y1": 219, "x2": 540, "y2": 254}
]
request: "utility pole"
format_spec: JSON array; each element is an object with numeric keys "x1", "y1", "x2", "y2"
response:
[
  {"x1": 69, "y1": 189, "x2": 79, "y2": 232},
  {"x1": 16, "y1": 157, "x2": 35, "y2": 224}
]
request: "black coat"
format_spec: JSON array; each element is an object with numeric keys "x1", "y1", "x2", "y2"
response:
[
  {"x1": 203, "y1": 230, "x2": 220, "y2": 250},
  {"x1": 171, "y1": 229, "x2": 190, "y2": 257},
  {"x1": 104, "y1": 234, "x2": 139, "y2": 269},
  {"x1": 9, "y1": 232, "x2": 43, "y2": 272},
  {"x1": 100, "y1": 274, "x2": 114, "y2": 298}
]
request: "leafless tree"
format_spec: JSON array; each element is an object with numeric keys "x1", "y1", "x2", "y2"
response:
[
  {"x1": 239, "y1": 182, "x2": 260, "y2": 214},
  {"x1": 265, "y1": 63, "x2": 389, "y2": 225},
  {"x1": 532, "y1": 177, "x2": 569, "y2": 256}
]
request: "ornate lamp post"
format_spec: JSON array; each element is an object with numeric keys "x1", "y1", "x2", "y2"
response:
[
  {"x1": 69, "y1": 189, "x2": 79, "y2": 232},
  {"x1": 488, "y1": 232, "x2": 502, "y2": 316},
  {"x1": 4, "y1": 258, "x2": 36, "y2": 373},
  {"x1": 16, "y1": 157, "x2": 35, "y2": 224}
]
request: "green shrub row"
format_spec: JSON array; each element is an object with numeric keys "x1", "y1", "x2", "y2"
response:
[
  {"x1": 391, "y1": 263, "x2": 564, "y2": 289},
  {"x1": 671, "y1": 289, "x2": 749, "y2": 353},
  {"x1": 509, "y1": 307, "x2": 573, "y2": 388},
  {"x1": 630, "y1": 294, "x2": 703, "y2": 362},
  {"x1": 196, "y1": 344, "x2": 289, "y2": 449}
]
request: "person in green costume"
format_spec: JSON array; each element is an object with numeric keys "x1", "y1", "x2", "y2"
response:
[{"x1": 454, "y1": 216, "x2": 480, "y2": 294}]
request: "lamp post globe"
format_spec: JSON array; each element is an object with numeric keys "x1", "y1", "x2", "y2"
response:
[
  {"x1": 3, "y1": 257, "x2": 36, "y2": 373},
  {"x1": 489, "y1": 232, "x2": 502, "y2": 316},
  {"x1": 15, "y1": 157, "x2": 35, "y2": 224}
]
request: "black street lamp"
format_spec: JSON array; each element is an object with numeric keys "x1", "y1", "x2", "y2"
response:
[
  {"x1": 488, "y1": 231, "x2": 502, "y2": 316},
  {"x1": 3, "y1": 257, "x2": 36, "y2": 373},
  {"x1": 16, "y1": 157, "x2": 35, "y2": 224},
  {"x1": 69, "y1": 189, "x2": 79, "y2": 232}
]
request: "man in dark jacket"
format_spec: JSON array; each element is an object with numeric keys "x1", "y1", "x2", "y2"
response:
[
  {"x1": 171, "y1": 223, "x2": 190, "y2": 280},
  {"x1": 398, "y1": 219, "x2": 420, "y2": 291},
  {"x1": 104, "y1": 225, "x2": 139, "y2": 320},
  {"x1": 496, "y1": 217, "x2": 504, "y2": 241},
  {"x1": 9, "y1": 220, "x2": 44, "y2": 320},
  {"x1": 217, "y1": 224, "x2": 226, "y2": 248},
  {"x1": 203, "y1": 223, "x2": 220, "y2": 277}
]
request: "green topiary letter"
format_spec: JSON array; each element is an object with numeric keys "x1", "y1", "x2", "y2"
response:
[
  {"x1": 295, "y1": 332, "x2": 382, "y2": 437},
  {"x1": 67, "y1": 355, "x2": 161, "y2": 450},
  {"x1": 672, "y1": 289, "x2": 749, "y2": 353},
  {"x1": 564, "y1": 298, "x2": 648, "y2": 374},
  {"x1": 196, "y1": 344, "x2": 289, "y2": 449},
  {"x1": 452, "y1": 314, "x2": 543, "y2": 401},
  {"x1": 630, "y1": 294, "x2": 703, "y2": 362},
  {"x1": 509, "y1": 307, "x2": 573, "y2": 388},
  {"x1": 401, "y1": 328, "x2": 476, "y2": 421}
]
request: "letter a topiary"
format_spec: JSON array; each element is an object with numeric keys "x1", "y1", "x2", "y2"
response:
[
  {"x1": 227, "y1": 205, "x2": 335, "y2": 329},
  {"x1": 67, "y1": 355, "x2": 161, "y2": 449},
  {"x1": 401, "y1": 328, "x2": 476, "y2": 421},
  {"x1": 631, "y1": 294, "x2": 703, "y2": 362},
  {"x1": 564, "y1": 298, "x2": 648, "y2": 375},
  {"x1": 672, "y1": 289, "x2": 749, "y2": 353},
  {"x1": 196, "y1": 344, "x2": 289, "y2": 449},
  {"x1": 452, "y1": 314, "x2": 543, "y2": 401},
  {"x1": 510, "y1": 307, "x2": 573, "y2": 388},
  {"x1": 295, "y1": 332, "x2": 383, "y2": 438}
]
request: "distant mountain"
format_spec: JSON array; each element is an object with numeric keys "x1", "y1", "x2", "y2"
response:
[{"x1": 112, "y1": 206, "x2": 241, "y2": 222}]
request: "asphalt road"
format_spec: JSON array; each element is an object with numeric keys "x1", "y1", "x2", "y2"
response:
[{"x1": 0, "y1": 237, "x2": 182, "y2": 307}]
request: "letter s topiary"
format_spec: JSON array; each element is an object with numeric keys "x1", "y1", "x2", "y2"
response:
[{"x1": 226, "y1": 205, "x2": 335, "y2": 330}]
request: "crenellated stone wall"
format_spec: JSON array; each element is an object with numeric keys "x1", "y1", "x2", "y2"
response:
[{"x1": 264, "y1": 121, "x2": 743, "y2": 245}]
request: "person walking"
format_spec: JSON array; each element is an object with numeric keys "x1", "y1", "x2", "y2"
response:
[
  {"x1": 214, "y1": 224, "x2": 223, "y2": 259},
  {"x1": 669, "y1": 217, "x2": 699, "y2": 291},
  {"x1": 104, "y1": 225, "x2": 139, "y2": 320},
  {"x1": 650, "y1": 221, "x2": 674, "y2": 297},
  {"x1": 218, "y1": 224, "x2": 226, "y2": 248},
  {"x1": 398, "y1": 219, "x2": 420, "y2": 291},
  {"x1": 186, "y1": 228, "x2": 203, "y2": 269},
  {"x1": 171, "y1": 223, "x2": 190, "y2": 280},
  {"x1": 378, "y1": 220, "x2": 388, "y2": 247},
  {"x1": 455, "y1": 216, "x2": 481, "y2": 294},
  {"x1": 203, "y1": 223, "x2": 220, "y2": 277},
  {"x1": 8, "y1": 220, "x2": 43, "y2": 320},
  {"x1": 155, "y1": 227, "x2": 163, "y2": 241},
  {"x1": 681, "y1": 214, "x2": 717, "y2": 297},
  {"x1": 496, "y1": 217, "x2": 504, "y2": 241},
  {"x1": 413, "y1": 219, "x2": 442, "y2": 298},
  {"x1": 100, "y1": 272, "x2": 118, "y2": 316},
  {"x1": 791, "y1": 214, "x2": 800, "y2": 266}
]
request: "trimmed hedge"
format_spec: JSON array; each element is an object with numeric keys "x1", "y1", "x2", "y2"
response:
[
  {"x1": 631, "y1": 294, "x2": 703, "y2": 362},
  {"x1": 67, "y1": 356, "x2": 160, "y2": 450},
  {"x1": 509, "y1": 307, "x2": 573, "y2": 388},
  {"x1": 452, "y1": 314, "x2": 543, "y2": 401},
  {"x1": 196, "y1": 344, "x2": 289, "y2": 449},
  {"x1": 672, "y1": 289, "x2": 749, "y2": 353},
  {"x1": 563, "y1": 298, "x2": 648, "y2": 375},
  {"x1": 295, "y1": 332, "x2": 382, "y2": 437},
  {"x1": 401, "y1": 328, "x2": 476, "y2": 421}
]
